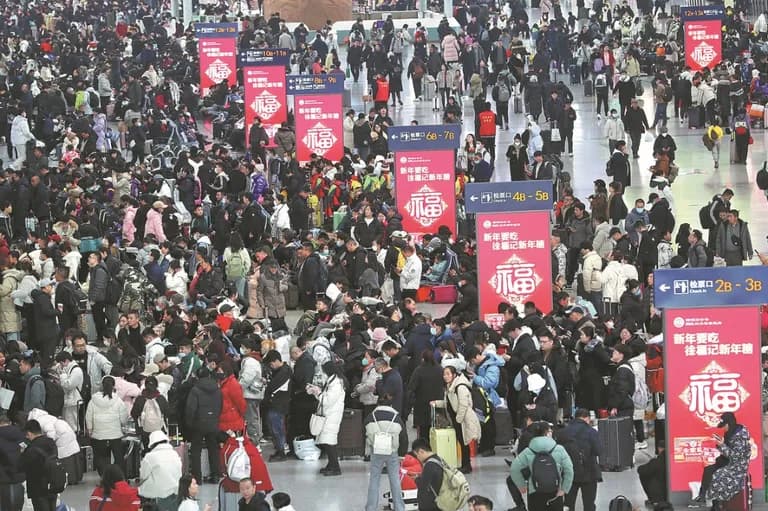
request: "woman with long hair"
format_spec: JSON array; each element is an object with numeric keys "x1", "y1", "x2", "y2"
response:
[
  {"x1": 177, "y1": 474, "x2": 212, "y2": 511},
  {"x1": 310, "y1": 361, "x2": 347, "y2": 476},
  {"x1": 223, "y1": 232, "x2": 251, "y2": 307},
  {"x1": 408, "y1": 349, "x2": 445, "y2": 442},
  {"x1": 85, "y1": 376, "x2": 129, "y2": 475},
  {"x1": 89, "y1": 464, "x2": 141, "y2": 510}
]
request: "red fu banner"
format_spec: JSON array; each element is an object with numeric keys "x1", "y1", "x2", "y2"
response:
[
  {"x1": 295, "y1": 94, "x2": 343, "y2": 163},
  {"x1": 476, "y1": 211, "x2": 552, "y2": 331},
  {"x1": 395, "y1": 150, "x2": 456, "y2": 242},
  {"x1": 243, "y1": 65, "x2": 287, "y2": 149},
  {"x1": 665, "y1": 306, "x2": 763, "y2": 496},
  {"x1": 197, "y1": 23, "x2": 238, "y2": 97}
]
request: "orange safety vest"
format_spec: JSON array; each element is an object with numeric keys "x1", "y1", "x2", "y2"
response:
[
  {"x1": 374, "y1": 80, "x2": 390, "y2": 102},
  {"x1": 478, "y1": 111, "x2": 497, "y2": 137}
]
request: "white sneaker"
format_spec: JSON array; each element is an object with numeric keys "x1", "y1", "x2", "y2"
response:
[
  {"x1": 568, "y1": 152, "x2": 573, "y2": 157},
  {"x1": 635, "y1": 441, "x2": 648, "y2": 450},
  {"x1": 597, "y1": 114, "x2": 601, "y2": 121}
]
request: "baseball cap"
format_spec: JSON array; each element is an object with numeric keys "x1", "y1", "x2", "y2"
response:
[{"x1": 564, "y1": 305, "x2": 584, "y2": 315}]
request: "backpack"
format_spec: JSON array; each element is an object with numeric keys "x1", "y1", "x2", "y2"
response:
[
  {"x1": 426, "y1": 458, "x2": 470, "y2": 511},
  {"x1": 698, "y1": 203, "x2": 715, "y2": 230},
  {"x1": 530, "y1": 445, "x2": 561, "y2": 494},
  {"x1": 497, "y1": 82, "x2": 511, "y2": 102},
  {"x1": 593, "y1": 57, "x2": 604, "y2": 73},
  {"x1": 595, "y1": 73, "x2": 607, "y2": 88},
  {"x1": 622, "y1": 365, "x2": 648, "y2": 409},
  {"x1": 139, "y1": 397, "x2": 165, "y2": 433},
  {"x1": 372, "y1": 412, "x2": 397, "y2": 456},
  {"x1": 105, "y1": 273, "x2": 124, "y2": 306},
  {"x1": 318, "y1": 261, "x2": 329, "y2": 291},
  {"x1": 226, "y1": 250, "x2": 248, "y2": 279},
  {"x1": 226, "y1": 437, "x2": 252, "y2": 481},
  {"x1": 757, "y1": 163, "x2": 768, "y2": 190},
  {"x1": 662, "y1": 84, "x2": 673, "y2": 102},
  {"x1": 40, "y1": 450, "x2": 68, "y2": 494},
  {"x1": 562, "y1": 434, "x2": 590, "y2": 477},
  {"x1": 33, "y1": 373, "x2": 65, "y2": 417},
  {"x1": 89, "y1": 90, "x2": 99, "y2": 108},
  {"x1": 63, "y1": 281, "x2": 88, "y2": 314},
  {"x1": 609, "y1": 495, "x2": 634, "y2": 511},
  {"x1": 458, "y1": 383, "x2": 492, "y2": 423},
  {"x1": 703, "y1": 244, "x2": 715, "y2": 267}
]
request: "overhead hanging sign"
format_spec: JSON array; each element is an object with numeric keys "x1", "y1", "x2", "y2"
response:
[
  {"x1": 287, "y1": 74, "x2": 345, "y2": 95},
  {"x1": 196, "y1": 23, "x2": 238, "y2": 97},
  {"x1": 388, "y1": 125, "x2": 462, "y2": 151},
  {"x1": 465, "y1": 181, "x2": 554, "y2": 213},
  {"x1": 653, "y1": 266, "x2": 768, "y2": 309}
]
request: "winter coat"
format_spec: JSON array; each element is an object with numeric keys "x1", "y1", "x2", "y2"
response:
[
  {"x1": 10, "y1": 115, "x2": 34, "y2": 146},
  {"x1": 592, "y1": 222, "x2": 613, "y2": 259},
  {"x1": 19, "y1": 434, "x2": 57, "y2": 496},
  {"x1": 435, "y1": 374, "x2": 481, "y2": 445},
  {"x1": 0, "y1": 268, "x2": 22, "y2": 333},
  {"x1": 315, "y1": 374, "x2": 346, "y2": 445},
  {"x1": 566, "y1": 215, "x2": 593, "y2": 248},
  {"x1": 23, "y1": 367, "x2": 46, "y2": 412},
  {"x1": 0, "y1": 424, "x2": 25, "y2": 484},
  {"x1": 165, "y1": 270, "x2": 189, "y2": 296},
  {"x1": 139, "y1": 441, "x2": 182, "y2": 499},
  {"x1": 561, "y1": 419, "x2": 602, "y2": 483},
  {"x1": 605, "y1": 363, "x2": 635, "y2": 416},
  {"x1": 441, "y1": 34, "x2": 461, "y2": 62},
  {"x1": 601, "y1": 261, "x2": 630, "y2": 302},
  {"x1": 88, "y1": 263, "x2": 110, "y2": 304},
  {"x1": 356, "y1": 365, "x2": 381, "y2": 407},
  {"x1": 246, "y1": 270, "x2": 265, "y2": 319},
  {"x1": 407, "y1": 364, "x2": 444, "y2": 430},
  {"x1": 581, "y1": 251, "x2": 603, "y2": 293},
  {"x1": 273, "y1": 127, "x2": 296, "y2": 158},
  {"x1": 257, "y1": 269, "x2": 287, "y2": 318},
  {"x1": 363, "y1": 405, "x2": 404, "y2": 456},
  {"x1": 688, "y1": 240, "x2": 708, "y2": 268},
  {"x1": 709, "y1": 425, "x2": 752, "y2": 501},
  {"x1": 604, "y1": 117, "x2": 625, "y2": 140},
  {"x1": 122, "y1": 206, "x2": 137, "y2": 244},
  {"x1": 628, "y1": 352, "x2": 647, "y2": 420},
  {"x1": 58, "y1": 362, "x2": 84, "y2": 407},
  {"x1": 89, "y1": 481, "x2": 142, "y2": 511},
  {"x1": 185, "y1": 376, "x2": 223, "y2": 434},
  {"x1": 65, "y1": 345, "x2": 113, "y2": 394},
  {"x1": 85, "y1": 391, "x2": 129, "y2": 440},
  {"x1": 144, "y1": 208, "x2": 166, "y2": 243},
  {"x1": 510, "y1": 435, "x2": 574, "y2": 494},
  {"x1": 606, "y1": 150, "x2": 631, "y2": 188},
  {"x1": 218, "y1": 374, "x2": 246, "y2": 432},
  {"x1": 472, "y1": 353, "x2": 506, "y2": 407},
  {"x1": 343, "y1": 115, "x2": 355, "y2": 149},
  {"x1": 31, "y1": 289, "x2": 58, "y2": 347},
  {"x1": 27, "y1": 409, "x2": 80, "y2": 458},
  {"x1": 239, "y1": 355, "x2": 265, "y2": 400},
  {"x1": 575, "y1": 340, "x2": 610, "y2": 411}
]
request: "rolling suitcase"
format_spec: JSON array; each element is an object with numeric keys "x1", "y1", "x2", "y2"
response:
[
  {"x1": 730, "y1": 136, "x2": 739, "y2": 163},
  {"x1": 80, "y1": 445, "x2": 94, "y2": 473},
  {"x1": 688, "y1": 106, "x2": 705, "y2": 129},
  {"x1": 429, "y1": 405, "x2": 459, "y2": 468},
  {"x1": 584, "y1": 79, "x2": 594, "y2": 97},
  {"x1": 429, "y1": 284, "x2": 458, "y2": 303},
  {"x1": 384, "y1": 489, "x2": 419, "y2": 510},
  {"x1": 494, "y1": 408, "x2": 515, "y2": 446},
  {"x1": 61, "y1": 452, "x2": 83, "y2": 485},
  {"x1": 338, "y1": 408, "x2": 365, "y2": 458},
  {"x1": 598, "y1": 416, "x2": 634, "y2": 471},
  {"x1": 124, "y1": 437, "x2": 142, "y2": 481},
  {"x1": 513, "y1": 94, "x2": 522, "y2": 113},
  {"x1": 569, "y1": 64, "x2": 580, "y2": 85}
]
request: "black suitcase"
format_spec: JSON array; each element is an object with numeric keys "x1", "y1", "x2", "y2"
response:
[
  {"x1": 62, "y1": 452, "x2": 83, "y2": 485},
  {"x1": 598, "y1": 416, "x2": 634, "y2": 471},
  {"x1": 513, "y1": 94, "x2": 522, "y2": 113},
  {"x1": 124, "y1": 438, "x2": 142, "y2": 480},
  {"x1": 338, "y1": 408, "x2": 365, "y2": 458},
  {"x1": 495, "y1": 408, "x2": 515, "y2": 446},
  {"x1": 569, "y1": 64, "x2": 580, "y2": 85},
  {"x1": 584, "y1": 79, "x2": 594, "y2": 97},
  {"x1": 688, "y1": 106, "x2": 705, "y2": 129},
  {"x1": 654, "y1": 419, "x2": 665, "y2": 455},
  {"x1": 541, "y1": 130, "x2": 563, "y2": 155}
]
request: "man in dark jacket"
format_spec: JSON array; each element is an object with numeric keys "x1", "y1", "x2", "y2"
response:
[
  {"x1": 0, "y1": 411, "x2": 25, "y2": 510},
  {"x1": 648, "y1": 193, "x2": 675, "y2": 237},
  {"x1": 562, "y1": 408, "x2": 602, "y2": 511},
  {"x1": 412, "y1": 438, "x2": 443, "y2": 511},
  {"x1": 31, "y1": 279, "x2": 59, "y2": 366},
  {"x1": 444, "y1": 274, "x2": 478, "y2": 322},
  {"x1": 192, "y1": 256, "x2": 225, "y2": 301},
  {"x1": 264, "y1": 350, "x2": 293, "y2": 462},
  {"x1": 289, "y1": 187, "x2": 311, "y2": 233},
  {"x1": 503, "y1": 319, "x2": 539, "y2": 425},
  {"x1": 184, "y1": 367, "x2": 223, "y2": 483},
  {"x1": 606, "y1": 141, "x2": 631, "y2": 189},
  {"x1": 287, "y1": 343, "x2": 317, "y2": 452},
  {"x1": 248, "y1": 118, "x2": 270, "y2": 165},
  {"x1": 297, "y1": 242, "x2": 324, "y2": 310},
  {"x1": 638, "y1": 439, "x2": 668, "y2": 506},
  {"x1": 53, "y1": 267, "x2": 80, "y2": 335},
  {"x1": 87, "y1": 252, "x2": 111, "y2": 343},
  {"x1": 374, "y1": 358, "x2": 403, "y2": 414},
  {"x1": 20, "y1": 419, "x2": 58, "y2": 511},
  {"x1": 624, "y1": 98, "x2": 649, "y2": 158}
]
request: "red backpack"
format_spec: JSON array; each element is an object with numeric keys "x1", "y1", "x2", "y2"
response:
[{"x1": 646, "y1": 344, "x2": 664, "y2": 394}]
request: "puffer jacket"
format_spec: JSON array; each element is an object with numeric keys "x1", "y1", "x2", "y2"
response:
[
  {"x1": 582, "y1": 251, "x2": 603, "y2": 293},
  {"x1": 90, "y1": 480, "x2": 141, "y2": 511},
  {"x1": 435, "y1": 374, "x2": 481, "y2": 445},
  {"x1": 27, "y1": 408, "x2": 80, "y2": 458},
  {"x1": 257, "y1": 268, "x2": 287, "y2": 318},
  {"x1": 472, "y1": 352, "x2": 506, "y2": 407},
  {"x1": 239, "y1": 355, "x2": 265, "y2": 400},
  {"x1": 139, "y1": 441, "x2": 182, "y2": 499},
  {"x1": 10, "y1": 115, "x2": 34, "y2": 146},
  {"x1": 510, "y1": 435, "x2": 574, "y2": 494},
  {"x1": 0, "y1": 423, "x2": 25, "y2": 484},
  {"x1": 88, "y1": 262, "x2": 110, "y2": 304},
  {"x1": 441, "y1": 34, "x2": 461, "y2": 62},
  {"x1": 0, "y1": 268, "x2": 22, "y2": 333},
  {"x1": 185, "y1": 376, "x2": 223, "y2": 433},
  {"x1": 144, "y1": 208, "x2": 166, "y2": 243},
  {"x1": 58, "y1": 361, "x2": 83, "y2": 407},
  {"x1": 363, "y1": 405, "x2": 403, "y2": 456},
  {"x1": 628, "y1": 352, "x2": 647, "y2": 421},
  {"x1": 355, "y1": 365, "x2": 381, "y2": 406},
  {"x1": 85, "y1": 391, "x2": 129, "y2": 440},
  {"x1": 65, "y1": 345, "x2": 113, "y2": 394},
  {"x1": 219, "y1": 374, "x2": 246, "y2": 432},
  {"x1": 315, "y1": 374, "x2": 346, "y2": 446}
]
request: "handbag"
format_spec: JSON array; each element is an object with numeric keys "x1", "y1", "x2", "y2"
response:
[
  {"x1": 309, "y1": 393, "x2": 326, "y2": 436},
  {"x1": 551, "y1": 127, "x2": 561, "y2": 142}
]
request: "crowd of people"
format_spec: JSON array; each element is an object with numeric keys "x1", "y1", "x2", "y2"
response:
[{"x1": 0, "y1": 0, "x2": 767, "y2": 509}]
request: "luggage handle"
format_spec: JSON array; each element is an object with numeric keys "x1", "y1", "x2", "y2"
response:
[{"x1": 430, "y1": 402, "x2": 450, "y2": 428}]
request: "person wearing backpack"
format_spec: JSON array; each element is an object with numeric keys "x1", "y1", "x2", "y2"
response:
[
  {"x1": 223, "y1": 233, "x2": 252, "y2": 306},
  {"x1": 687, "y1": 230, "x2": 710, "y2": 268},
  {"x1": 509, "y1": 421, "x2": 574, "y2": 511},
  {"x1": 562, "y1": 408, "x2": 602, "y2": 511},
  {"x1": 605, "y1": 345, "x2": 636, "y2": 423},
  {"x1": 239, "y1": 339, "x2": 266, "y2": 444},
  {"x1": 131, "y1": 376, "x2": 170, "y2": 448},
  {"x1": 412, "y1": 438, "x2": 443, "y2": 511},
  {"x1": 19, "y1": 354, "x2": 46, "y2": 413},
  {"x1": 87, "y1": 252, "x2": 111, "y2": 344},
  {"x1": 363, "y1": 395, "x2": 406, "y2": 511},
  {"x1": 184, "y1": 367, "x2": 223, "y2": 484},
  {"x1": 20, "y1": 419, "x2": 59, "y2": 511}
]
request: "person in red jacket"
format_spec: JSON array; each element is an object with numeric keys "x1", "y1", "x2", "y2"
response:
[
  {"x1": 477, "y1": 102, "x2": 498, "y2": 162},
  {"x1": 89, "y1": 464, "x2": 141, "y2": 511},
  {"x1": 217, "y1": 365, "x2": 247, "y2": 433},
  {"x1": 374, "y1": 74, "x2": 390, "y2": 111}
]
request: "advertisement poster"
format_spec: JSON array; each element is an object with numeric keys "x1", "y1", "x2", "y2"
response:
[
  {"x1": 665, "y1": 307, "x2": 763, "y2": 496},
  {"x1": 681, "y1": 6, "x2": 723, "y2": 70},
  {"x1": 394, "y1": 150, "x2": 456, "y2": 242},
  {"x1": 243, "y1": 65, "x2": 287, "y2": 149},
  {"x1": 294, "y1": 94, "x2": 343, "y2": 163},
  {"x1": 476, "y1": 211, "x2": 552, "y2": 325},
  {"x1": 197, "y1": 23, "x2": 238, "y2": 97}
]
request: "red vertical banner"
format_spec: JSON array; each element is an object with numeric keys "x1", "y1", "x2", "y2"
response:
[
  {"x1": 665, "y1": 306, "x2": 763, "y2": 496},
  {"x1": 476, "y1": 211, "x2": 552, "y2": 327},
  {"x1": 683, "y1": 20, "x2": 723, "y2": 70},
  {"x1": 294, "y1": 94, "x2": 344, "y2": 163},
  {"x1": 243, "y1": 66, "x2": 287, "y2": 148},
  {"x1": 197, "y1": 23, "x2": 238, "y2": 97},
  {"x1": 394, "y1": 150, "x2": 456, "y2": 241}
]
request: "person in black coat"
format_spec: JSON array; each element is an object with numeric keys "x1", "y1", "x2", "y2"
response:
[
  {"x1": 408, "y1": 351, "x2": 445, "y2": 441},
  {"x1": 0, "y1": 412, "x2": 25, "y2": 511},
  {"x1": 351, "y1": 205, "x2": 384, "y2": 249},
  {"x1": 575, "y1": 325, "x2": 611, "y2": 414},
  {"x1": 184, "y1": 367, "x2": 223, "y2": 483},
  {"x1": 443, "y1": 274, "x2": 478, "y2": 322},
  {"x1": 539, "y1": 328, "x2": 573, "y2": 418},
  {"x1": 287, "y1": 344, "x2": 318, "y2": 450},
  {"x1": 624, "y1": 98, "x2": 650, "y2": 158},
  {"x1": 20, "y1": 419, "x2": 58, "y2": 511},
  {"x1": 619, "y1": 280, "x2": 646, "y2": 330},
  {"x1": 638, "y1": 440, "x2": 668, "y2": 506},
  {"x1": 562, "y1": 408, "x2": 603, "y2": 511},
  {"x1": 605, "y1": 344, "x2": 635, "y2": 418},
  {"x1": 31, "y1": 281, "x2": 59, "y2": 366},
  {"x1": 288, "y1": 189, "x2": 311, "y2": 233},
  {"x1": 193, "y1": 256, "x2": 225, "y2": 301},
  {"x1": 238, "y1": 194, "x2": 267, "y2": 250},
  {"x1": 263, "y1": 350, "x2": 293, "y2": 462},
  {"x1": 297, "y1": 242, "x2": 324, "y2": 310},
  {"x1": 506, "y1": 135, "x2": 529, "y2": 181},
  {"x1": 606, "y1": 141, "x2": 631, "y2": 189},
  {"x1": 648, "y1": 194, "x2": 675, "y2": 238},
  {"x1": 413, "y1": 439, "x2": 443, "y2": 511},
  {"x1": 248, "y1": 118, "x2": 270, "y2": 165}
]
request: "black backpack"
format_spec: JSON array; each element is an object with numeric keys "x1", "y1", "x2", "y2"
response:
[
  {"x1": 458, "y1": 383, "x2": 492, "y2": 422},
  {"x1": 62, "y1": 281, "x2": 88, "y2": 314},
  {"x1": 699, "y1": 203, "x2": 715, "y2": 230},
  {"x1": 530, "y1": 445, "x2": 561, "y2": 494},
  {"x1": 105, "y1": 273, "x2": 124, "y2": 306},
  {"x1": 32, "y1": 373, "x2": 65, "y2": 418},
  {"x1": 562, "y1": 434, "x2": 590, "y2": 478},
  {"x1": 703, "y1": 244, "x2": 715, "y2": 267},
  {"x1": 757, "y1": 163, "x2": 768, "y2": 190},
  {"x1": 609, "y1": 495, "x2": 634, "y2": 511},
  {"x1": 40, "y1": 451, "x2": 67, "y2": 494}
]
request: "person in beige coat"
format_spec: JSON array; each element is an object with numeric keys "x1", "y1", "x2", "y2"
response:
[{"x1": 432, "y1": 366, "x2": 481, "y2": 474}]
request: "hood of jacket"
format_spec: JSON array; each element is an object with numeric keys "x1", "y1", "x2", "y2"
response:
[
  {"x1": 527, "y1": 434, "x2": 558, "y2": 452},
  {"x1": 195, "y1": 376, "x2": 220, "y2": 395},
  {"x1": 480, "y1": 352, "x2": 506, "y2": 369},
  {"x1": 91, "y1": 392, "x2": 119, "y2": 407}
]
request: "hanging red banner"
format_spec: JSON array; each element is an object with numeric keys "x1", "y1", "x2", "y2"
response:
[
  {"x1": 243, "y1": 65, "x2": 287, "y2": 149},
  {"x1": 197, "y1": 23, "x2": 238, "y2": 97},
  {"x1": 294, "y1": 94, "x2": 344, "y2": 163}
]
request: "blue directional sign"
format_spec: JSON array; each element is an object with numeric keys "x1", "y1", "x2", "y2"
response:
[
  {"x1": 388, "y1": 125, "x2": 462, "y2": 151},
  {"x1": 654, "y1": 266, "x2": 768, "y2": 308},
  {"x1": 239, "y1": 48, "x2": 291, "y2": 66},
  {"x1": 286, "y1": 74, "x2": 345, "y2": 95},
  {"x1": 464, "y1": 181, "x2": 554, "y2": 213},
  {"x1": 195, "y1": 22, "x2": 238, "y2": 38}
]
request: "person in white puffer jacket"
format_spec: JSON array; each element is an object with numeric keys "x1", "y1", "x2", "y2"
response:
[
  {"x1": 27, "y1": 408, "x2": 83, "y2": 484},
  {"x1": 139, "y1": 430, "x2": 183, "y2": 510},
  {"x1": 53, "y1": 350, "x2": 83, "y2": 433},
  {"x1": 85, "y1": 376, "x2": 129, "y2": 476}
]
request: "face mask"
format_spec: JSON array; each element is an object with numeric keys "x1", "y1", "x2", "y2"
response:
[
  {"x1": 336, "y1": 240, "x2": 344, "y2": 247},
  {"x1": 214, "y1": 372, "x2": 225, "y2": 380},
  {"x1": 605, "y1": 321, "x2": 614, "y2": 330},
  {"x1": 633, "y1": 288, "x2": 642, "y2": 297},
  {"x1": 430, "y1": 327, "x2": 437, "y2": 336},
  {"x1": 361, "y1": 358, "x2": 369, "y2": 367},
  {"x1": 635, "y1": 207, "x2": 644, "y2": 214},
  {"x1": 514, "y1": 140, "x2": 521, "y2": 146},
  {"x1": 383, "y1": 354, "x2": 391, "y2": 364},
  {"x1": 240, "y1": 347, "x2": 248, "y2": 356}
]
